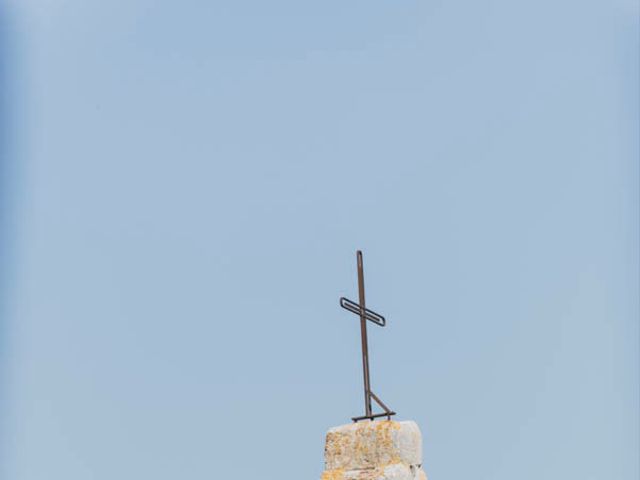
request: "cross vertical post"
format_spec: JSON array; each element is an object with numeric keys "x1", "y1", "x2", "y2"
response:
[{"x1": 357, "y1": 250, "x2": 373, "y2": 418}]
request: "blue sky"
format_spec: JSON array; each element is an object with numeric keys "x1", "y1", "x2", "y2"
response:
[{"x1": 1, "y1": 1, "x2": 638, "y2": 479}]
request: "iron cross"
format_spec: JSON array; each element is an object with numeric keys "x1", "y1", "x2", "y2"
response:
[{"x1": 340, "y1": 250, "x2": 396, "y2": 422}]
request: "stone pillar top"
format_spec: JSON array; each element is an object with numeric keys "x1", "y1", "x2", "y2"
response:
[{"x1": 321, "y1": 420, "x2": 427, "y2": 480}]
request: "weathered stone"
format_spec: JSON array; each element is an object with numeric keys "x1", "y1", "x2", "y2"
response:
[{"x1": 321, "y1": 420, "x2": 428, "y2": 480}]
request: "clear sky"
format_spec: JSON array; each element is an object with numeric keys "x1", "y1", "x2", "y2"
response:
[{"x1": 1, "y1": 1, "x2": 638, "y2": 479}]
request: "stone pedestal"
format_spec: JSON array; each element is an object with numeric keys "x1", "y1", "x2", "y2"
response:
[{"x1": 320, "y1": 420, "x2": 428, "y2": 480}]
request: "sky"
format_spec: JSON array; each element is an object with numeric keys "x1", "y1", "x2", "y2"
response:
[{"x1": 0, "y1": 1, "x2": 638, "y2": 479}]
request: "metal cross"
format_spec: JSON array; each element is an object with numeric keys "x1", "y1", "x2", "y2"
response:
[{"x1": 340, "y1": 250, "x2": 396, "y2": 422}]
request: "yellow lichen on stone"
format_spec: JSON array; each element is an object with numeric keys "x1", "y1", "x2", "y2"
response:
[
  {"x1": 375, "y1": 420, "x2": 401, "y2": 464},
  {"x1": 321, "y1": 468, "x2": 344, "y2": 480},
  {"x1": 321, "y1": 420, "x2": 425, "y2": 480}
]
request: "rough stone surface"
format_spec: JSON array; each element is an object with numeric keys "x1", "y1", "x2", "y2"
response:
[{"x1": 321, "y1": 420, "x2": 428, "y2": 480}]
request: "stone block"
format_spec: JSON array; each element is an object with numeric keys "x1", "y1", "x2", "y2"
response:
[{"x1": 321, "y1": 420, "x2": 427, "y2": 480}]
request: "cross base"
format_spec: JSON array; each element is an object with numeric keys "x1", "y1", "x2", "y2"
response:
[{"x1": 352, "y1": 411, "x2": 397, "y2": 422}]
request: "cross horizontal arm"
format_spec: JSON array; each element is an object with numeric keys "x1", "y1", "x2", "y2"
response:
[
  {"x1": 351, "y1": 411, "x2": 396, "y2": 422},
  {"x1": 339, "y1": 297, "x2": 386, "y2": 327}
]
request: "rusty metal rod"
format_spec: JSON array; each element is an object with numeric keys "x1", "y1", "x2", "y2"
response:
[{"x1": 357, "y1": 250, "x2": 373, "y2": 418}]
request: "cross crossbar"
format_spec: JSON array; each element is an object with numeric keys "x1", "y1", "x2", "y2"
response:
[{"x1": 339, "y1": 297, "x2": 386, "y2": 326}]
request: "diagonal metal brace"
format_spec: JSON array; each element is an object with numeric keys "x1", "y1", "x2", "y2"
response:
[{"x1": 351, "y1": 391, "x2": 396, "y2": 422}]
